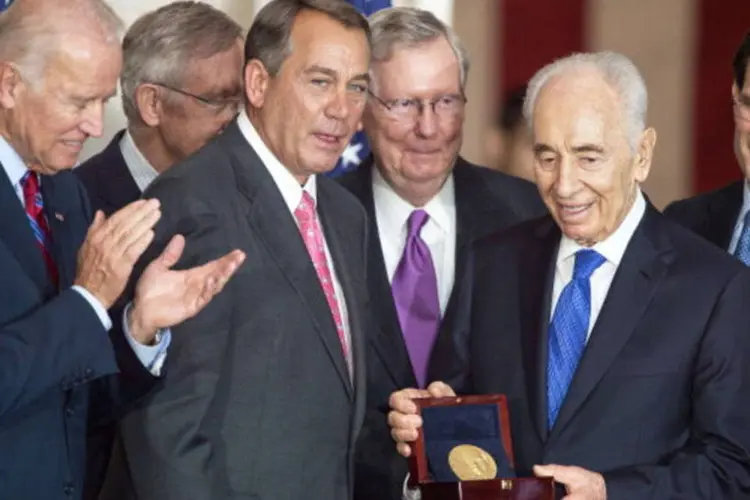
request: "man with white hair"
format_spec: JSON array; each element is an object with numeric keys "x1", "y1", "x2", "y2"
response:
[
  {"x1": 337, "y1": 9, "x2": 543, "y2": 499},
  {"x1": 389, "y1": 51, "x2": 750, "y2": 499},
  {"x1": 0, "y1": 1, "x2": 244, "y2": 498}
]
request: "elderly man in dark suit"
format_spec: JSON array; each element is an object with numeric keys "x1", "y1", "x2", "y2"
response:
[
  {"x1": 76, "y1": 2, "x2": 244, "y2": 216},
  {"x1": 337, "y1": 8, "x2": 544, "y2": 500},
  {"x1": 73, "y1": 6, "x2": 245, "y2": 498},
  {"x1": 0, "y1": 0, "x2": 244, "y2": 499},
  {"x1": 664, "y1": 32, "x2": 750, "y2": 263},
  {"x1": 119, "y1": 1, "x2": 374, "y2": 499},
  {"x1": 390, "y1": 51, "x2": 750, "y2": 500}
]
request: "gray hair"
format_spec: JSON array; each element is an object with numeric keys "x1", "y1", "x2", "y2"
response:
[
  {"x1": 0, "y1": 0, "x2": 123, "y2": 87},
  {"x1": 120, "y1": 1, "x2": 243, "y2": 124},
  {"x1": 367, "y1": 7, "x2": 469, "y2": 91},
  {"x1": 523, "y1": 51, "x2": 648, "y2": 150},
  {"x1": 246, "y1": 0, "x2": 371, "y2": 78}
]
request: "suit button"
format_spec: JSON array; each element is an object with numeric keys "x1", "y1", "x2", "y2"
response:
[
  {"x1": 65, "y1": 406, "x2": 74, "y2": 417},
  {"x1": 63, "y1": 483, "x2": 74, "y2": 496},
  {"x1": 84, "y1": 367, "x2": 94, "y2": 377}
]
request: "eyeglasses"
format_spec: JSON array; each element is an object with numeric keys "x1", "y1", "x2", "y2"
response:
[
  {"x1": 368, "y1": 90, "x2": 467, "y2": 121},
  {"x1": 152, "y1": 82, "x2": 241, "y2": 114}
]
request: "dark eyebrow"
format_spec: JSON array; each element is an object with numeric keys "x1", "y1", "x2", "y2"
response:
[
  {"x1": 532, "y1": 144, "x2": 556, "y2": 155},
  {"x1": 571, "y1": 144, "x2": 606, "y2": 155},
  {"x1": 350, "y1": 73, "x2": 370, "y2": 83},
  {"x1": 304, "y1": 65, "x2": 338, "y2": 78},
  {"x1": 304, "y1": 65, "x2": 370, "y2": 84}
]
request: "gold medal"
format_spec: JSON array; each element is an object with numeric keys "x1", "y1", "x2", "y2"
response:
[{"x1": 447, "y1": 444, "x2": 498, "y2": 481}]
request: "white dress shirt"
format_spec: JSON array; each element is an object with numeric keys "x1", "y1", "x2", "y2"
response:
[
  {"x1": 236, "y1": 110, "x2": 353, "y2": 372},
  {"x1": 0, "y1": 135, "x2": 169, "y2": 374},
  {"x1": 372, "y1": 167, "x2": 456, "y2": 316},
  {"x1": 403, "y1": 189, "x2": 647, "y2": 500},
  {"x1": 727, "y1": 180, "x2": 750, "y2": 254},
  {"x1": 550, "y1": 189, "x2": 647, "y2": 339},
  {"x1": 119, "y1": 130, "x2": 160, "y2": 193}
]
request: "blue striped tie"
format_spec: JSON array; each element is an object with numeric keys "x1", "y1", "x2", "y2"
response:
[
  {"x1": 734, "y1": 211, "x2": 750, "y2": 266},
  {"x1": 547, "y1": 249, "x2": 605, "y2": 429}
]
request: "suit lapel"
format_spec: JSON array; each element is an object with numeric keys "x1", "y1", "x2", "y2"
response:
[
  {"x1": 343, "y1": 159, "x2": 417, "y2": 388},
  {"x1": 228, "y1": 126, "x2": 353, "y2": 398},
  {"x1": 317, "y1": 180, "x2": 367, "y2": 432},
  {"x1": 706, "y1": 181, "x2": 743, "y2": 250},
  {"x1": 41, "y1": 174, "x2": 79, "y2": 288},
  {"x1": 0, "y1": 161, "x2": 51, "y2": 294},
  {"x1": 95, "y1": 131, "x2": 142, "y2": 213},
  {"x1": 519, "y1": 218, "x2": 559, "y2": 443},
  {"x1": 549, "y1": 206, "x2": 673, "y2": 441}
]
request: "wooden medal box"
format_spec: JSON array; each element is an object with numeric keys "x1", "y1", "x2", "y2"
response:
[{"x1": 408, "y1": 395, "x2": 554, "y2": 500}]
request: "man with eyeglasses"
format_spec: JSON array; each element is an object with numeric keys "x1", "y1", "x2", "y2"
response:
[
  {"x1": 664, "y1": 32, "x2": 750, "y2": 264},
  {"x1": 337, "y1": 7, "x2": 545, "y2": 500},
  {"x1": 74, "y1": 3, "x2": 243, "y2": 500},
  {"x1": 76, "y1": 2, "x2": 243, "y2": 217}
]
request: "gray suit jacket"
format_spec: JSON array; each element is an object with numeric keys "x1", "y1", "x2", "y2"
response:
[{"x1": 119, "y1": 121, "x2": 370, "y2": 500}]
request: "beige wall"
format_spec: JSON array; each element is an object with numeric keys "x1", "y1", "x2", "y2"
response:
[{"x1": 588, "y1": 0, "x2": 697, "y2": 208}]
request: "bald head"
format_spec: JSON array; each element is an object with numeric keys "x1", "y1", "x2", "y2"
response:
[{"x1": 0, "y1": 0, "x2": 123, "y2": 84}]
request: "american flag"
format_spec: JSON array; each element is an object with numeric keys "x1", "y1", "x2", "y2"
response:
[{"x1": 326, "y1": 0, "x2": 391, "y2": 178}]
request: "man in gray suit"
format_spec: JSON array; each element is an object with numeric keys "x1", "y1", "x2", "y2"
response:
[{"x1": 119, "y1": 1, "x2": 373, "y2": 499}]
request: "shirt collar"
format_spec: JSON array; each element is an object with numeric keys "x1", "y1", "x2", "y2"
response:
[
  {"x1": 371, "y1": 166, "x2": 455, "y2": 235},
  {"x1": 119, "y1": 130, "x2": 159, "y2": 193},
  {"x1": 0, "y1": 134, "x2": 30, "y2": 188},
  {"x1": 557, "y1": 188, "x2": 647, "y2": 268},
  {"x1": 236, "y1": 109, "x2": 316, "y2": 212}
]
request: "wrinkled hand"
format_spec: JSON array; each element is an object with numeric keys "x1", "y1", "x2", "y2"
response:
[
  {"x1": 128, "y1": 234, "x2": 246, "y2": 344},
  {"x1": 388, "y1": 381, "x2": 455, "y2": 458},
  {"x1": 75, "y1": 199, "x2": 161, "y2": 310},
  {"x1": 534, "y1": 464, "x2": 606, "y2": 500}
]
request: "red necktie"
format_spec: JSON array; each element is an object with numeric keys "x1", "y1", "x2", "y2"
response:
[{"x1": 21, "y1": 172, "x2": 58, "y2": 287}]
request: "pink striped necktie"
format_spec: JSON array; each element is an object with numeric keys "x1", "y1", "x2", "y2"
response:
[{"x1": 294, "y1": 191, "x2": 350, "y2": 366}]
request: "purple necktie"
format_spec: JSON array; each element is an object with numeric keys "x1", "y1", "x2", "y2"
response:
[{"x1": 391, "y1": 209, "x2": 441, "y2": 388}]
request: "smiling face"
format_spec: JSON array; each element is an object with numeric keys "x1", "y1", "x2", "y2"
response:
[
  {"x1": 531, "y1": 69, "x2": 656, "y2": 245},
  {"x1": 364, "y1": 36, "x2": 464, "y2": 204},
  {"x1": 0, "y1": 35, "x2": 121, "y2": 174},
  {"x1": 245, "y1": 9, "x2": 370, "y2": 182}
]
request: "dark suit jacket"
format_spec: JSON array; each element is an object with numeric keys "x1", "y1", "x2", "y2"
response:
[
  {"x1": 119, "y1": 121, "x2": 371, "y2": 500},
  {"x1": 75, "y1": 130, "x2": 144, "y2": 500},
  {"x1": 663, "y1": 180, "x2": 744, "y2": 251},
  {"x1": 0, "y1": 163, "x2": 156, "y2": 499},
  {"x1": 338, "y1": 157, "x2": 546, "y2": 500},
  {"x1": 455, "y1": 205, "x2": 750, "y2": 499},
  {"x1": 75, "y1": 130, "x2": 141, "y2": 217}
]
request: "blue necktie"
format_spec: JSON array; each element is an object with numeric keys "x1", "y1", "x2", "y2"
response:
[
  {"x1": 734, "y1": 211, "x2": 750, "y2": 266},
  {"x1": 547, "y1": 249, "x2": 605, "y2": 429}
]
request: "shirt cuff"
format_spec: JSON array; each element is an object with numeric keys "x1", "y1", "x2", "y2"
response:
[
  {"x1": 403, "y1": 474, "x2": 421, "y2": 500},
  {"x1": 72, "y1": 285, "x2": 112, "y2": 331},
  {"x1": 122, "y1": 302, "x2": 171, "y2": 376}
]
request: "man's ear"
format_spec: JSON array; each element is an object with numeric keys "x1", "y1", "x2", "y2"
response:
[
  {"x1": 134, "y1": 83, "x2": 163, "y2": 127},
  {"x1": 633, "y1": 127, "x2": 657, "y2": 184},
  {"x1": 0, "y1": 62, "x2": 25, "y2": 109},
  {"x1": 244, "y1": 59, "x2": 271, "y2": 109}
]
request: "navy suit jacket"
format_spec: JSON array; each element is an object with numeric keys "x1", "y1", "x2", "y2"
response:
[
  {"x1": 75, "y1": 130, "x2": 141, "y2": 217},
  {"x1": 0, "y1": 162, "x2": 156, "y2": 499},
  {"x1": 456, "y1": 205, "x2": 750, "y2": 499},
  {"x1": 338, "y1": 157, "x2": 546, "y2": 500},
  {"x1": 663, "y1": 180, "x2": 744, "y2": 252}
]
